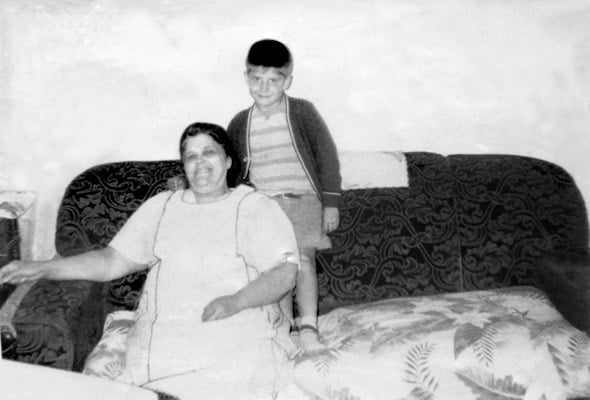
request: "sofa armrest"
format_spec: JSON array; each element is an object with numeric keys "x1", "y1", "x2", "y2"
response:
[
  {"x1": 535, "y1": 248, "x2": 590, "y2": 334},
  {"x1": 0, "y1": 281, "x2": 34, "y2": 357},
  {"x1": 9, "y1": 279, "x2": 101, "y2": 370},
  {"x1": 0, "y1": 282, "x2": 35, "y2": 334}
]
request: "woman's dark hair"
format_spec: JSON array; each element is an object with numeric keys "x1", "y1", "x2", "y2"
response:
[{"x1": 179, "y1": 122, "x2": 241, "y2": 187}]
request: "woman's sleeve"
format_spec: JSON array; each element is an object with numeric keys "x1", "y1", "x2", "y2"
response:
[
  {"x1": 238, "y1": 195, "x2": 300, "y2": 274},
  {"x1": 108, "y1": 192, "x2": 169, "y2": 265}
]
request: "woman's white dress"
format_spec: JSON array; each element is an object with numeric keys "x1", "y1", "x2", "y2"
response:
[{"x1": 108, "y1": 185, "x2": 298, "y2": 399}]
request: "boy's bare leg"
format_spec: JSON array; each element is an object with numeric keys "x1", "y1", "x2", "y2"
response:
[
  {"x1": 296, "y1": 247, "x2": 324, "y2": 351},
  {"x1": 278, "y1": 289, "x2": 294, "y2": 327}
]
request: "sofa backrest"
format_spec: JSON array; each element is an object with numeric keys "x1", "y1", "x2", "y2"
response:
[
  {"x1": 315, "y1": 152, "x2": 461, "y2": 313},
  {"x1": 449, "y1": 153, "x2": 588, "y2": 290},
  {"x1": 317, "y1": 153, "x2": 588, "y2": 313},
  {"x1": 54, "y1": 153, "x2": 589, "y2": 315}
]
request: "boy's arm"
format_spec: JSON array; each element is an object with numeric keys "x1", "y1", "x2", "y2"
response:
[
  {"x1": 301, "y1": 101, "x2": 342, "y2": 208},
  {"x1": 227, "y1": 110, "x2": 250, "y2": 184},
  {"x1": 226, "y1": 114, "x2": 240, "y2": 150}
]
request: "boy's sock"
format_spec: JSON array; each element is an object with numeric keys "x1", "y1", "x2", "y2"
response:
[
  {"x1": 299, "y1": 315, "x2": 318, "y2": 329},
  {"x1": 298, "y1": 315, "x2": 324, "y2": 351}
]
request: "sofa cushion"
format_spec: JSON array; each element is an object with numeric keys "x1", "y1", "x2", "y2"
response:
[
  {"x1": 294, "y1": 286, "x2": 590, "y2": 399},
  {"x1": 83, "y1": 310, "x2": 133, "y2": 380}
]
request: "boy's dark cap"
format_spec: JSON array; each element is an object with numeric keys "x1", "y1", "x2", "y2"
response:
[{"x1": 247, "y1": 39, "x2": 292, "y2": 68}]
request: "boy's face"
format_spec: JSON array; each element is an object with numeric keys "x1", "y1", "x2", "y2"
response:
[{"x1": 245, "y1": 67, "x2": 292, "y2": 112}]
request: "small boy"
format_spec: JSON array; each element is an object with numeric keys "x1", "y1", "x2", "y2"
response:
[{"x1": 227, "y1": 39, "x2": 341, "y2": 351}]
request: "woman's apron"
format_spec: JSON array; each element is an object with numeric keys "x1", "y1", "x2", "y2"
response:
[{"x1": 121, "y1": 188, "x2": 291, "y2": 399}]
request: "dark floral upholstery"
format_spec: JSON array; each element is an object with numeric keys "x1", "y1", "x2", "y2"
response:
[
  {"x1": 1, "y1": 219, "x2": 19, "y2": 321},
  {"x1": 6, "y1": 153, "x2": 589, "y2": 372},
  {"x1": 450, "y1": 154, "x2": 589, "y2": 290},
  {"x1": 56, "y1": 160, "x2": 185, "y2": 311},
  {"x1": 317, "y1": 152, "x2": 460, "y2": 314},
  {"x1": 10, "y1": 160, "x2": 183, "y2": 370}
]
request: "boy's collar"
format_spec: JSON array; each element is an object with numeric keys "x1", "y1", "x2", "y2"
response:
[{"x1": 253, "y1": 94, "x2": 287, "y2": 118}]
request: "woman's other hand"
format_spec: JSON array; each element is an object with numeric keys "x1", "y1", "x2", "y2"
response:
[
  {"x1": 201, "y1": 295, "x2": 243, "y2": 322},
  {"x1": 0, "y1": 260, "x2": 44, "y2": 285},
  {"x1": 167, "y1": 175, "x2": 187, "y2": 191}
]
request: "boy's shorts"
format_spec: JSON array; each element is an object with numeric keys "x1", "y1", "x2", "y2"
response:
[{"x1": 271, "y1": 193, "x2": 331, "y2": 250}]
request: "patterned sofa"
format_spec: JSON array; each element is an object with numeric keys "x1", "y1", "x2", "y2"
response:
[{"x1": 3, "y1": 152, "x2": 590, "y2": 399}]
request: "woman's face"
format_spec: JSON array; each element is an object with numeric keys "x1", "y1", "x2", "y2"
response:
[{"x1": 183, "y1": 134, "x2": 232, "y2": 199}]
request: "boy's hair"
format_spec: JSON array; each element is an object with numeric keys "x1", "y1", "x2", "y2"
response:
[{"x1": 246, "y1": 39, "x2": 293, "y2": 76}]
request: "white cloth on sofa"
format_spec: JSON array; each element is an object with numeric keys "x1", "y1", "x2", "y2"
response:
[{"x1": 339, "y1": 151, "x2": 408, "y2": 189}]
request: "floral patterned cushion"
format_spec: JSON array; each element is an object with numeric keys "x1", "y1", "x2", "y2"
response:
[
  {"x1": 83, "y1": 287, "x2": 590, "y2": 399},
  {"x1": 82, "y1": 310, "x2": 134, "y2": 380},
  {"x1": 294, "y1": 286, "x2": 590, "y2": 400},
  {"x1": 82, "y1": 310, "x2": 181, "y2": 400}
]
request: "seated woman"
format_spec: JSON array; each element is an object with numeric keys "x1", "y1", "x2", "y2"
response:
[{"x1": 0, "y1": 122, "x2": 300, "y2": 400}]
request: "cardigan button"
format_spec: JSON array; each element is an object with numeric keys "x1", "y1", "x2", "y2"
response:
[{"x1": 243, "y1": 157, "x2": 249, "y2": 162}]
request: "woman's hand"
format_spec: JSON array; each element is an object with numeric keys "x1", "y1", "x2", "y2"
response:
[
  {"x1": 167, "y1": 175, "x2": 187, "y2": 191},
  {"x1": 201, "y1": 262, "x2": 297, "y2": 322},
  {"x1": 201, "y1": 294, "x2": 243, "y2": 322},
  {"x1": 0, "y1": 260, "x2": 44, "y2": 285}
]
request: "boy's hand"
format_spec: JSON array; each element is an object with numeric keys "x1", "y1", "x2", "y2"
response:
[
  {"x1": 167, "y1": 176, "x2": 187, "y2": 191},
  {"x1": 0, "y1": 260, "x2": 43, "y2": 285},
  {"x1": 323, "y1": 207, "x2": 340, "y2": 233}
]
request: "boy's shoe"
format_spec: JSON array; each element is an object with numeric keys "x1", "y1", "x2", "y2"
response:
[{"x1": 298, "y1": 328, "x2": 325, "y2": 352}]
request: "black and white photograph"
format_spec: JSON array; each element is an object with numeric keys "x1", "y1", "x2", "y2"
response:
[{"x1": 1, "y1": 1, "x2": 590, "y2": 399}]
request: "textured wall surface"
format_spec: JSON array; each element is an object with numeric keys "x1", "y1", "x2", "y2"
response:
[{"x1": 1, "y1": 0, "x2": 589, "y2": 258}]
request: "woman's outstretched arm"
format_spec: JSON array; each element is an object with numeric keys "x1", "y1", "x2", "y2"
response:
[{"x1": 0, "y1": 246, "x2": 148, "y2": 285}]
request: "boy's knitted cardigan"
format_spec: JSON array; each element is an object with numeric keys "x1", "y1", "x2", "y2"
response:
[{"x1": 227, "y1": 96, "x2": 342, "y2": 208}]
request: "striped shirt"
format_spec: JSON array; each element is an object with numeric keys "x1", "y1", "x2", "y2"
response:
[{"x1": 249, "y1": 105, "x2": 314, "y2": 195}]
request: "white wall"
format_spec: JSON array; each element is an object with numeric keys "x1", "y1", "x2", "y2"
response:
[{"x1": 1, "y1": 0, "x2": 590, "y2": 259}]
